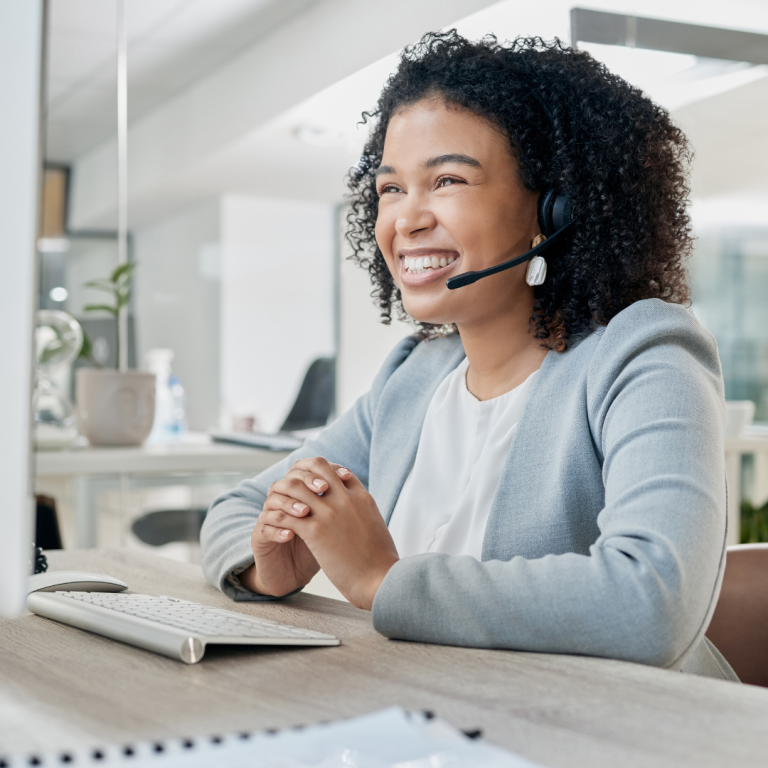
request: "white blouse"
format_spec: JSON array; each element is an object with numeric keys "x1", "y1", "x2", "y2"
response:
[{"x1": 388, "y1": 357, "x2": 537, "y2": 560}]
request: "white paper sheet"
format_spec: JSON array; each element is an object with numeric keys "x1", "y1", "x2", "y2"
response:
[{"x1": 10, "y1": 707, "x2": 541, "y2": 768}]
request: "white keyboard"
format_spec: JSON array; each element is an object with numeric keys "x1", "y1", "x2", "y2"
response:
[{"x1": 26, "y1": 591, "x2": 340, "y2": 663}]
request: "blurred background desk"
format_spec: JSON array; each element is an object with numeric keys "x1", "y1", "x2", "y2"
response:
[
  {"x1": 725, "y1": 433, "x2": 768, "y2": 545},
  {"x1": 37, "y1": 433, "x2": 768, "y2": 549},
  {"x1": 35, "y1": 434, "x2": 288, "y2": 550}
]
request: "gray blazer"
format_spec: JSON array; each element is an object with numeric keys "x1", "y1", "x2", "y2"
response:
[{"x1": 201, "y1": 298, "x2": 736, "y2": 680}]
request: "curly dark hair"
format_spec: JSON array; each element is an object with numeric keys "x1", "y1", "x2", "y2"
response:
[{"x1": 345, "y1": 31, "x2": 692, "y2": 350}]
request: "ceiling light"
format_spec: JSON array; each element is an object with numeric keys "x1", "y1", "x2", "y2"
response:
[{"x1": 294, "y1": 123, "x2": 346, "y2": 148}]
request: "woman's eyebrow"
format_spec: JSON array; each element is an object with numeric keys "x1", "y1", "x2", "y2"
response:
[
  {"x1": 423, "y1": 153, "x2": 481, "y2": 169},
  {"x1": 374, "y1": 154, "x2": 482, "y2": 177}
]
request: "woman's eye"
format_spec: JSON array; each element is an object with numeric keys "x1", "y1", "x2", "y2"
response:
[
  {"x1": 378, "y1": 184, "x2": 401, "y2": 195},
  {"x1": 436, "y1": 176, "x2": 464, "y2": 188}
]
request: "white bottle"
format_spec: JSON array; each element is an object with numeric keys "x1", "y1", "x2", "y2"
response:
[
  {"x1": 145, "y1": 348, "x2": 174, "y2": 443},
  {"x1": 168, "y1": 374, "x2": 188, "y2": 436}
]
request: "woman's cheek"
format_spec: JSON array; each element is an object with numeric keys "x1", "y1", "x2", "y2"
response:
[{"x1": 374, "y1": 220, "x2": 398, "y2": 278}]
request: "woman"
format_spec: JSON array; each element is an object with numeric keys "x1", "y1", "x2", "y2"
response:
[{"x1": 201, "y1": 32, "x2": 735, "y2": 679}]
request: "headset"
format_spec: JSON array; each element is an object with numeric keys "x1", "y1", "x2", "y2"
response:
[
  {"x1": 445, "y1": 79, "x2": 575, "y2": 291},
  {"x1": 445, "y1": 189, "x2": 574, "y2": 289}
]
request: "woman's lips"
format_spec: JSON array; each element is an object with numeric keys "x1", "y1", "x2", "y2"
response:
[{"x1": 399, "y1": 251, "x2": 460, "y2": 285}]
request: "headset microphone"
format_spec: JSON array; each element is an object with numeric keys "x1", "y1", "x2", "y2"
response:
[{"x1": 445, "y1": 187, "x2": 574, "y2": 290}]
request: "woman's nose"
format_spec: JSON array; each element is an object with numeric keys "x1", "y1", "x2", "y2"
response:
[{"x1": 394, "y1": 196, "x2": 436, "y2": 237}]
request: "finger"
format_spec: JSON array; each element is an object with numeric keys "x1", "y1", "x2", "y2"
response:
[
  {"x1": 327, "y1": 462, "x2": 363, "y2": 488},
  {"x1": 268, "y1": 476, "x2": 323, "y2": 508},
  {"x1": 291, "y1": 457, "x2": 346, "y2": 494},
  {"x1": 264, "y1": 492, "x2": 310, "y2": 517},
  {"x1": 259, "y1": 507, "x2": 297, "y2": 530},
  {"x1": 261, "y1": 509, "x2": 311, "y2": 545},
  {"x1": 282, "y1": 467, "x2": 330, "y2": 494},
  {"x1": 327, "y1": 462, "x2": 353, "y2": 481},
  {"x1": 258, "y1": 522, "x2": 295, "y2": 543},
  {"x1": 253, "y1": 512, "x2": 295, "y2": 543}
]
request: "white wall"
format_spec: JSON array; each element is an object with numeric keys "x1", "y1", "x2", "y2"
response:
[
  {"x1": 220, "y1": 196, "x2": 335, "y2": 432},
  {"x1": 68, "y1": 0, "x2": 502, "y2": 231},
  {"x1": 337, "y1": 212, "x2": 413, "y2": 416},
  {"x1": 133, "y1": 200, "x2": 221, "y2": 431}
]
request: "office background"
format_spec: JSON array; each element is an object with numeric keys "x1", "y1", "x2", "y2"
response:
[{"x1": 35, "y1": 0, "x2": 768, "y2": 552}]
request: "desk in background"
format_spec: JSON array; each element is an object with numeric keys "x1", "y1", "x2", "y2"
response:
[
  {"x1": 725, "y1": 434, "x2": 768, "y2": 545},
  {"x1": 2, "y1": 549, "x2": 768, "y2": 766},
  {"x1": 36, "y1": 432, "x2": 768, "y2": 549},
  {"x1": 35, "y1": 434, "x2": 288, "y2": 548}
]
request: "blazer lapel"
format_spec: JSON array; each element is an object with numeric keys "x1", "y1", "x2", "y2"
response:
[
  {"x1": 482, "y1": 330, "x2": 602, "y2": 561},
  {"x1": 369, "y1": 334, "x2": 466, "y2": 524}
]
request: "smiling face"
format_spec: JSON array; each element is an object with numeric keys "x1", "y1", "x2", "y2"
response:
[{"x1": 374, "y1": 98, "x2": 541, "y2": 330}]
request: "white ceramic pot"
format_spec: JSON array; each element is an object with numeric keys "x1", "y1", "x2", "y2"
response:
[
  {"x1": 725, "y1": 400, "x2": 756, "y2": 438},
  {"x1": 76, "y1": 369, "x2": 156, "y2": 446}
]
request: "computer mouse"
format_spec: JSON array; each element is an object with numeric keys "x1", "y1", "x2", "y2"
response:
[{"x1": 28, "y1": 571, "x2": 129, "y2": 594}]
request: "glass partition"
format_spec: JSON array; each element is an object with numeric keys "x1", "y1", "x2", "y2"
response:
[{"x1": 692, "y1": 228, "x2": 768, "y2": 419}]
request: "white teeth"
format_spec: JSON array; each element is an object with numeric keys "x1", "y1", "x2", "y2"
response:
[{"x1": 403, "y1": 255, "x2": 457, "y2": 273}]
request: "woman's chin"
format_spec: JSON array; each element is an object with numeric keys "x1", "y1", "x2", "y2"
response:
[{"x1": 401, "y1": 300, "x2": 455, "y2": 328}]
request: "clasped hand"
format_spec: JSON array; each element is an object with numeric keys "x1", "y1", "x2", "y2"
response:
[{"x1": 240, "y1": 457, "x2": 399, "y2": 610}]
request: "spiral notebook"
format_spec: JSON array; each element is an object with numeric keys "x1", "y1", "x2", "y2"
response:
[{"x1": 2, "y1": 707, "x2": 539, "y2": 768}]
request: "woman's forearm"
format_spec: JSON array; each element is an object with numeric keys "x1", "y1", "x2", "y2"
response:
[
  {"x1": 238, "y1": 560, "x2": 315, "y2": 598},
  {"x1": 237, "y1": 562, "x2": 285, "y2": 597}
]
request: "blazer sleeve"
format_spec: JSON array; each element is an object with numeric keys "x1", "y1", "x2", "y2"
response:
[
  {"x1": 200, "y1": 335, "x2": 419, "y2": 601},
  {"x1": 372, "y1": 301, "x2": 728, "y2": 668}
]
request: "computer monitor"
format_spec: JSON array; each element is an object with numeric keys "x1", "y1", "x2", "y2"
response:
[{"x1": 0, "y1": 0, "x2": 44, "y2": 617}]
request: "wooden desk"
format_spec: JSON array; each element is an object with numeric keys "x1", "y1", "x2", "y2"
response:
[{"x1": 2, "y1": 550, "x2": 768, "y2": 766}]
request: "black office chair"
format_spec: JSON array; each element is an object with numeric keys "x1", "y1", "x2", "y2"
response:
[
  {"x1": 35, "y1": 495, "x2": 63, "y2": 550},
  {"x1": 280, "y1": 357, "x2": 335, "y2": 432},
  {"x1": 131, "y1": 508, "x2": 207, "y2": 547}
]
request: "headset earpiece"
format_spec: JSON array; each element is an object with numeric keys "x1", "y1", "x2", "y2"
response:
[{"x1": 537, "y1": 188, "x2": 574, "y2": 237}]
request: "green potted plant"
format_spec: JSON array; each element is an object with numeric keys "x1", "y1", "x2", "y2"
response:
[
  {"x1": 741, "y1": 498, "x2": 768, "y2": 544},
  {"x1": 75, "y1": 263, "x2": 156, "y2": 446}
]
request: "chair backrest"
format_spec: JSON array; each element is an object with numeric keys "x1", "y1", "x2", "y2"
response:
[
  {"x1": 280, "y1": 357, "x2": 335, "y2": 433},
  {"x1": 131, "y1": 509, "x2": 207, "y2": 547},
  {"x1": 706, "y1": 544, "x2": 768, "y2": 687},
  {"x1": 35, "y1": 495, "x2": 63, "y2": 550}
]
